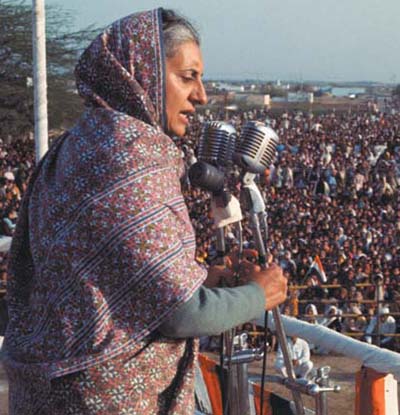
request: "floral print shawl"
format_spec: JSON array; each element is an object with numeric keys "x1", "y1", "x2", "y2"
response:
[{"x1": 4, "y1": 9, "x2": 206, "y2": 414}]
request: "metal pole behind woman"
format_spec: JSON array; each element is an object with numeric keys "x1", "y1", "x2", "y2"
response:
[
  {"x1": 235, "y1": 121, "x2": 305, "y2": 415},
  {"x1": 32, "y1": 0, "x2": 49, "y2": 163}
]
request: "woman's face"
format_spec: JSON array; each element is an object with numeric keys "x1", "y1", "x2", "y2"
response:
[{"x1": 165, "y1": 41, "x2": 207, "y2": 137}]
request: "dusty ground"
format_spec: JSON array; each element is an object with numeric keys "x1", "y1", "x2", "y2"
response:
[
  {"x1": 0, "y1": 353, "x2": 389, "y2": 415},
  {"x1": 250, "y1": 352, "x2": 361, "y2": 415}
]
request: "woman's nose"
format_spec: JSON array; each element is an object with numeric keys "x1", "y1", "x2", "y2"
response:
[{"x1": 191, "y1": 80, "x2": 207, "y2": 106}]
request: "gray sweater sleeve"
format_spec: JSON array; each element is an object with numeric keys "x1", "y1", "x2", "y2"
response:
[{"x1": 158, "y1": 282, "x2": 265, "y2": 338}]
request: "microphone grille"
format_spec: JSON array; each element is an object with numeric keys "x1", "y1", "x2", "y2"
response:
[
  {"x1": 235, "y1": 121, "x2": 279, "y2": 173},
  {"x1": 198, "y1": 121, "x2": 237, "y2": 166}
]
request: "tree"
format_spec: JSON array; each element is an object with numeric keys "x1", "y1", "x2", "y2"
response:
[{"x1": 0, "y1": 0, "x2": 98, "y2": 138}]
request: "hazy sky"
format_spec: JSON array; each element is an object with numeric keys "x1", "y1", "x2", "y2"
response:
[{"x1": 47, "y1": 0, "x2": 400, "y2": 83}]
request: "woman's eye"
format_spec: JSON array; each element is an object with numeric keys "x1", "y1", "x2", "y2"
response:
[{"x1": 182, "y1": 76, "x2": 194, "y2": 82}]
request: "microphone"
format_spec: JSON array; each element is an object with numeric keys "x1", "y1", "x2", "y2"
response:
[
  {"x1": 189, "y1": 121, "x2": 243, "y2": 227},
  {"x1": 188, "y1": 161, "x2": 225, "y2": 194},
  {"x1": 189, "y1": 121, "x2": 237, "y2": 193},
  {"x1": 197, "y1": 121, "x2": 237, "y2": 167},
  {"x1": 233, "y1": 121, "x2": 279, "y2": 174}
]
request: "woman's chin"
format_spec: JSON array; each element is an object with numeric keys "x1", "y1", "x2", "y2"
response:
[{"x1": 166, "y1": 124, "x2": 187, "y2": 138}]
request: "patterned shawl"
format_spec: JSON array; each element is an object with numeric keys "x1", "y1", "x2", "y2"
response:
[{"x1": 4, "y1": 8, "x2": 206, "y2": 413}]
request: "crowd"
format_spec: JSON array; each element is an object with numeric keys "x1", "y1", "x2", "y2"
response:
[
  {"x1": 180, "y1": 103, "x2": 400, "y2": 350},
  {"x1": 0, "y1": 136, "x2": 34, "y2": 290},
  {"x1": 0, "y1": 103, "x2": 399, "y2": 348}
]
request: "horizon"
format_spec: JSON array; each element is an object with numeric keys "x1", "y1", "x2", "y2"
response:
[{"x1": 203, "y1": 78, "x2": 394, "y2": 86}]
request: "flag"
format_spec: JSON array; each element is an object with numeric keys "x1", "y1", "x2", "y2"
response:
[{"x1": 303, "y1": 255, "x2": 327, "y2": 285}]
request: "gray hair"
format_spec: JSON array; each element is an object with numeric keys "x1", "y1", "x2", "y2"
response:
[{"x1": 161, "y1": 9, "x2": 200, "y2": 58}]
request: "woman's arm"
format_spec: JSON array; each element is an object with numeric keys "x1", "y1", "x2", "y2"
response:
[{"x1": 158, "y1": 283, "x2": 265, "y2": 338}]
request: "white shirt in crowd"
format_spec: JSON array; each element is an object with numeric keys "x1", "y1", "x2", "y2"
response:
[
  {"x1": 365, "y1": 314, "x2": 396, "y2": 346},
  {"x1": 275, "y1": 337, "x2": 313, "y2": 379}
]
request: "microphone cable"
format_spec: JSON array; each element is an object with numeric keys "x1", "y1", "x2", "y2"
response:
[
  {"x1": 260, "y1": 210, "x2": 270, "y2": 414},
  {"x1": 260, "y1": 310, "x2": 269, "y2": 415}
]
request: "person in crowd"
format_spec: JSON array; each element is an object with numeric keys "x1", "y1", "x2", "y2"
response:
[
  {"x1": 320, "y1": 304, "x2": 342, "y2": 332},
  {"x1": 3, "y1": 9, "x2": 287, "y2": 415},
  {"x1": 1, "y1": 205, "x2": 17, "y2": 237},
  {"x1": 365, "y1": 306, "x2": 397, "y2": 349},
  {"x1": 3, "y1": 172, "x2": 21, "y2": 202},
  {"x1": 301, "y1": 303, "x2": 320, "y2": 352},
  {"x1": 343, "y1": 304, "x2": 367, "y2": 334},
  {"x1": 275, "y1": 336, "x2": 314, "y2": 380},
  {"x1": 313, "y1": 304, "x2": 343, "y2": 354},
  {"x1": 303, "y1": 303, "x2": 319, "y2": 325}
]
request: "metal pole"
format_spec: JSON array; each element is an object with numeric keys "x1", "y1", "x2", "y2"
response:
[
  {"x1": 32, "y1": 0, "x2": 49, "y2": 163},
  {"x1": 375, "y1": 277, "x2": 384, "y2": 347},
  {"x1": 249, "y1": 212, "x2": 305, "y2": 415},
  {"x1": 315, "y1": 367, "x2": 330, "y2": 415},
  {"x1": 216, "y1": 227, "x2": 226, "y2": 265},
  {"x1": 235, "y1": 334, "x2": 251, "y2": 415},
  {"x1": 272, "y1": 310, "x2": 305, "y2": 415},
  {"x1": 240, "y1": 176, "x2": 305, "y2": 415}
]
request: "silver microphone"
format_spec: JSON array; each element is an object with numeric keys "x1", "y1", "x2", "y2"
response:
[
  {"x1": 234, "y1": 121, "x2": 279, "y2": 174},
  {"x1": 197, "y1": 121, "x2": 237, "y2": 167},
  {"x1": 189, "y1": 121, "x2": 235, "y2": 193}
]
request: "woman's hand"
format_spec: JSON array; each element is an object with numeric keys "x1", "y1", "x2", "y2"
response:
[
  {"x1": 204, "y1": 249, "x2": 260, "y2": 288},
  {"x1": 227, "y1": 248, "x2": 259, "y2": 273},
  {"x1": 239, "y1": 260, "x2": 287, "y2": 310},
  {"x1": 203, "y1": 264, "x2": 235, "y2": 288}
]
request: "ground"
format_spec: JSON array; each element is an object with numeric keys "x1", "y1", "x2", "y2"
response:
[
  {"x1": 1, "y1": 352, "x2": 394, "y2": 415},
  {"x1": 250, "y1": 352, "x2": 362, "y2": 415}
]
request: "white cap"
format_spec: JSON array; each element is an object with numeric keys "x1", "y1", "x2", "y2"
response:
[
  {"x1": 4, "y1": 171, "x2": 14, "y2": 181},
  {"x1": 380, "y1": 307, "x2": 390, "y2": 315}
]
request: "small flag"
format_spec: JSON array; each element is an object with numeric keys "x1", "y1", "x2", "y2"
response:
[{"x1": 303, "y1": 255, "x2": 327, "y2": 285}]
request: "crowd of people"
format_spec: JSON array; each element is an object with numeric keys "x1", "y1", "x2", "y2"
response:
[
  {"x1": 1, "y1": 102, "x2": 399, "y2": 349},
  {"x1": 180, "y1": 103, "x2": 400, "y2": 350},
  {"x1": 0, "y1": 136, "x2": 34, "y2": 290}
]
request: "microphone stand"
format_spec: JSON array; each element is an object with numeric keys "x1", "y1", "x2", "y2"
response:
[
  {"x1": 189, "y1": 120, "x2": 256, "y2": 412},
  {"x1": 241, "y1": 172, "x2": 305, "y2": 415},
  {"x1": 211, "y1": 192, "x2": 233, "y2": 415},
  {"x1": 209, "y1": 189, "x2": 245, "y2": 415},
  {"x1": 189, "y1": 158, "x2": 266, "y2": 414},
  {"x1": 213, "y1": 194, "x2": 244, "y2": 415}
]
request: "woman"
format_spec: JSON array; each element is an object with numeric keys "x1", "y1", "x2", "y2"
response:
[
  {"x1": 302, "y1": 303, "x2": 319, "y2": 353},
  {"x1": 320, "y1": 304, "x2": 342, "y2": 332},
  {"x1": 4, "y1": 8, "x2": 286, "y2": 415}
]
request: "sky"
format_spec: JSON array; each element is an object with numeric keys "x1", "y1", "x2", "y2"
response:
[{"x1": 47, "y1": 0, "x2": 400, "y2": 84}]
